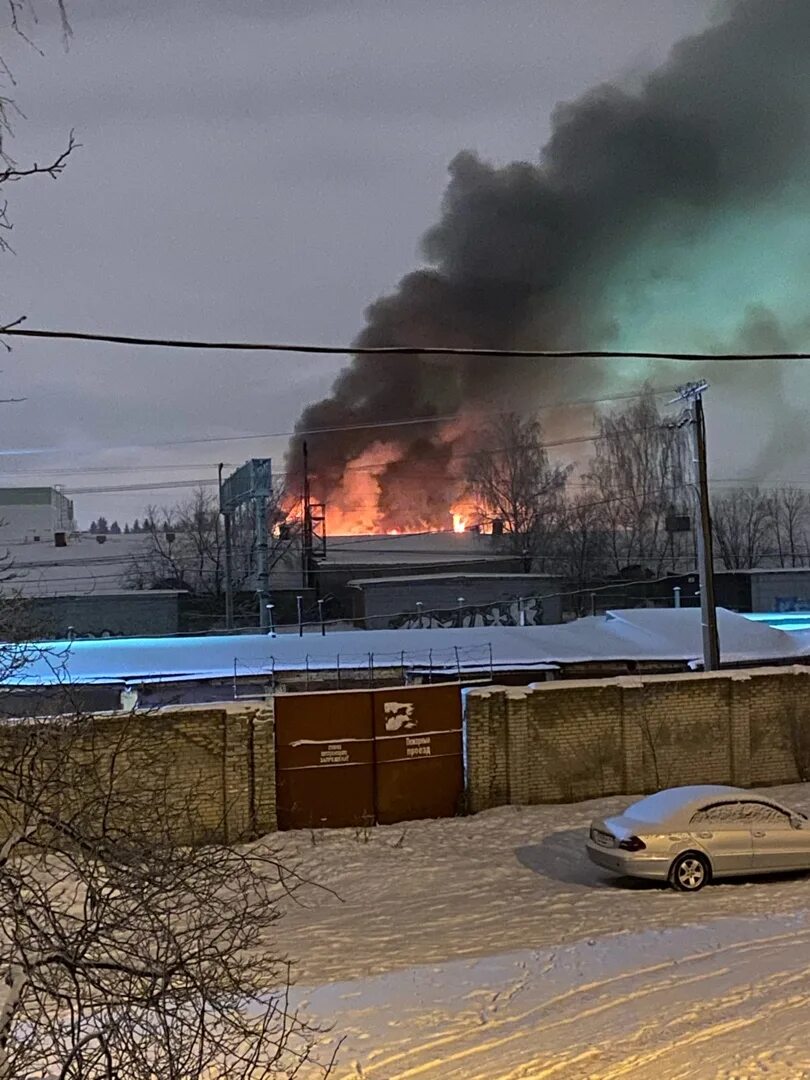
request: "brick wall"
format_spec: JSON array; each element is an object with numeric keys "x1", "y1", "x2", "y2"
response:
[
  {"x1": 466, "y1": 665, "x2": 810, "y2": 810},
  {"x1": 0, "y1": 702, "x2": 276, "y2": 846}
]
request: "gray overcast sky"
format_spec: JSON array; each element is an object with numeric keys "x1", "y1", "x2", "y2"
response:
[{"x1": 0, "y1": 0, "x2": 709, "y2": 524}]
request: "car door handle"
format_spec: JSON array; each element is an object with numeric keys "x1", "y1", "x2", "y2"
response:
[
  {"x1": 696, "y1": 832, "x2": 712, "y2": 839},
  {"x1": 752, "y1": 830, "x2": 766, "y2": 837}
]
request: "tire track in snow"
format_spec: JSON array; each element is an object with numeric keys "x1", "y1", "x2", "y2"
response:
[
  {"x1": 336, "y1": 923, "x2": 810, "y2": 1079},
  {"x1": 463, "y1": 936, "x2": 810, "y2": 1080}
]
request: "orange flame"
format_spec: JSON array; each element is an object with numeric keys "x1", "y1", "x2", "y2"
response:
[{"x1": 295, "y1": 439, "x2": 484, "y2": 536}]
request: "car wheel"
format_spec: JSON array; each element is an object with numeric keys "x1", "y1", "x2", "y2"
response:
[{"x1": 670, "y1": 851, "x2": 710, "y2": 892}]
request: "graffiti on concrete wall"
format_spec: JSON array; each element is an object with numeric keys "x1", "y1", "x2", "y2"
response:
[
  {"x1": 775, "y1": 597, "x2": 810, "y2": 613},
  {"x1": 391, "y1": 597, "x2": 544, "y2": 630}
]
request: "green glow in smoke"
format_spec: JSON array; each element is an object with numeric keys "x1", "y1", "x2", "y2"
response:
[{"x1": 602, "y1": 195, "x2": 810, "y2": 354}]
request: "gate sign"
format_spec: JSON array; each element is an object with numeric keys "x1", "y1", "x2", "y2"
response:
[{"x1": 220, "y1": 458, "x2": 272, "y2": 512}]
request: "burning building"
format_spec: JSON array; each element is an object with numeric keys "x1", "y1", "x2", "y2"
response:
[{"x1": 286, "y1": 0, "x2": 810, "y2": 534}]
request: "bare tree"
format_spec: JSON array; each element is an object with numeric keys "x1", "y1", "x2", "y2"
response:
[
  {"x1": 126, "y1": 487, "x2": 299, "y2": 606},
  {"x1": 126, "y1": 490, "x2": 228, "y2": 599},
  {"x1": 556, "y1": 492, "x2": 611, "y2": 601},
  {"x1": 711, "y1": 486, "x2": 772, "y2": 570},
  {"x1": 768, "y1": 486, "x2": 810, "y2": 568},
  {"x1": 0, "y1": 3, "x2": 76, "y2": 262},
  {"x1": 584, "y1": 387, "x2": 691, "y2": 576},
  {"x1": 0, "y1": 687, "x2": 333, "y2": 1078},
  {"x1": 465, "y1": 412, "x2": 569, "y2": 569}
]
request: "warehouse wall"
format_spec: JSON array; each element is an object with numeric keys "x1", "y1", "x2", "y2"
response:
[
  {"x1": 750, "y1": 571, "x2": 810, "y2": 613},
  {"x1": 465, "y1": 666, "x2": 810, "y2": 810},
  {"x1": 355, "y1": 576, "x2": 565, "y2": 628},
  {"x1": 28, "y1": 592, "x2": 182, "y2": 639}
]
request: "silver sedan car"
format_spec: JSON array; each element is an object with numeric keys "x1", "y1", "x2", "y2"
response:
[{"x1": 586, "y1": 785, "x2": 810, "y2": 891}]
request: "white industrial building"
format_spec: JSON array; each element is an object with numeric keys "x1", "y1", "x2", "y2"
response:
[{"x1": 0, "y1": 487, "x2": 76, "y2": 544}]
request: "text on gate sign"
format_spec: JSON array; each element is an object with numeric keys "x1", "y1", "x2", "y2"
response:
[
  {"x1": 319, "y1": 743, "x2": 350, "y2": 765},
  {"x1": 406, "y1": 735, "x2": 432, "y2": 758}
]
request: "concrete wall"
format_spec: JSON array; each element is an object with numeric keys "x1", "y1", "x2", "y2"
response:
[
  {"x1": 355, "y1": 576, "x2": 565, "y2": 629},
  {"x1": 0, "y1": 703, "x2": 277, "y2": 844},
  {"x1": 29, "y1": 592, "x2": 182, "y2": 639},
  {"x1": 750, "y1": 571, "x2": 810, "y2": 613},
  {"x1": 465, "y1": 666, "x2": 810, "y2": 811}
]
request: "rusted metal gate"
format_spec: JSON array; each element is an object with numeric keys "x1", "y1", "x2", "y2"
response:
[
  {"x1": 372, "y1": 683, "x2": 463, "y2": 824},
  {"x1": 274, "y1": 683, "x2": 463, "y2": 830},
  {"x1": 274, "y1": 688, "x2": 375, "y2": 830}
]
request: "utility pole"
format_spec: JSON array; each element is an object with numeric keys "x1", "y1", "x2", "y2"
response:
[
  {"x1": 675, "y1": 381, "x2": 720, "y2": 671},
  {"x1": 254, "y1": 461, "x2": 271, "y2": 632},
  {"x1": 301, "y1": 440, "x2": 313, "y2": 590},
  {"x1": 218, "y1": 463, "x2": 234, "y2": 631}
]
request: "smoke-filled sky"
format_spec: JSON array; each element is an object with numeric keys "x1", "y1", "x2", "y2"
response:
[
  {"x1": 0, "y1": 0, "x2": 805, "y2": 526},
  {"x1": 291, "y1": 0, "x2": 810, "y2": 526}
]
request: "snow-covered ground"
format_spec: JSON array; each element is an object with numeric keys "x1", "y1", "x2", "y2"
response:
[{"x1": 263, "y1": 784, "x2": 810, "y2": 1078}]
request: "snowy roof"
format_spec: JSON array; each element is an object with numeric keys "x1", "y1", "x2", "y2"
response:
[
  {"x1": 318, "y1": 531, "x2": 516, "y2": 569},
  {"x1": 727, "y1": 567, "x2": 810, "y2": 575},
  {"x1": 4, "y1": 533, "x2": 150, "y2": 597},
  {"x1": 3, "y1": 607, "x2": 810, "y2": 688},
  {"x1": 348, "y1": 572, "x2": 563, "y2": 587}
]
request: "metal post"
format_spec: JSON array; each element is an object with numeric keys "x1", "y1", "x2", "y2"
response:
[
  {"x1": 296, "y1": 594, "x2": 303, "y2": 637},
  {"x1": 266, "y1": 603, "x2": 275, "y2": 637},
  {"x1": 676, "y1": 381, "x2": 720, "y2": 671},
  {"x1": 673, "y1": 586, "x2": 682, "y2": 609},
  {"x1": 256, "y1": 488, "x2": 270, "y2": 631},
  {"x1": 457, "y1": 596, "x2": 465, "y2": 629},
  {"x1": 318, "y1": 597, "x2": 325, "y2": 636},
  {"x1": 223, "y1": 509, "x2": 234, "y2": 630},
  {"x1": 302, "y1": 440, "x2": 313, "y2": 590},
  {"x1": 218, "y1": 464, "x2": 234, "y2": 631},
  {"x1": 416, "y1": 600, "x2": 423, "y2": 628}
]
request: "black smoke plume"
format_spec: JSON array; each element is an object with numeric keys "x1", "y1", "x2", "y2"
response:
[{"x1": 287, "y1": 0, "x2": 810, "y2": 524}]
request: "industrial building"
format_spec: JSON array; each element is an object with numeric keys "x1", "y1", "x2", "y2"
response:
[{"x1": 0, "y1": 487, "x2": 75, "y2": 544}]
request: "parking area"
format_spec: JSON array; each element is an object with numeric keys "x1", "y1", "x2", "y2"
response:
[{"x1": 266, "y1": 783, "x2": 810, "y2": 1077}]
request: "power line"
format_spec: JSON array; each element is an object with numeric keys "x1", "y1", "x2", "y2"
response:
[
  {"x1": 0, "y1": 462, "x2": 239, "y2": 478},
  {"x1": 62, "y1": 478, "x2": 218, "y2": 496},
  {"x1": 334, "y1": 424, "x2": 677, "y2": 475},
  {"x1": 0, "y1": 388, "x2": 671, "y2": 461},
  {"x1": 5, "y1": 325, "x2": 810, "y2": 361},
  {"x1": 2, "y1": 422, "x2": 683, "y2": 495}
]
